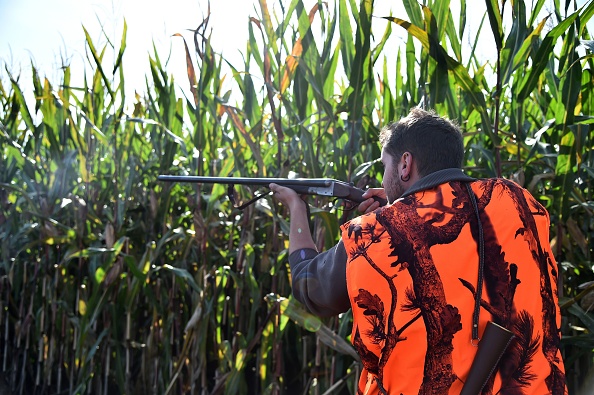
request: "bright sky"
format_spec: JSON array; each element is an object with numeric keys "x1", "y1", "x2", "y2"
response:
[
  {"x1": 0, "y1": 0, "x2": 591, "y2": 106},
  {"x1": 0, "y1": 0, "x2": 255, "y2": 96}
]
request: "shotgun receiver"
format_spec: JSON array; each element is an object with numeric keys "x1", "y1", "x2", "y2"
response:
[{"x1": 158, "y1": 175, "x2": 387, "y2": 209}]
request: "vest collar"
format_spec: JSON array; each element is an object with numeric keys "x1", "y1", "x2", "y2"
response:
[{"x1": 401, "y1": 168, "x2": 475, "y2": 198}]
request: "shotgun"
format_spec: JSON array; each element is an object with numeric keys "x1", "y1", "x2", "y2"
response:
[{"x1": 158, "y1": 175, "x2": 387, "y2": 209}]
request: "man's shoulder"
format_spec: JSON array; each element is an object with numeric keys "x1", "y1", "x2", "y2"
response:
[{"x1": 474, "y1": 177, "x2": 532, "y2": 194}]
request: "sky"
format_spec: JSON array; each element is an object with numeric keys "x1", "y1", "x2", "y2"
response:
[
  {"x1": 0, "y1": 0, "x2": 255, "y2": 97},
  {"x1": 0, "y1": 0, "x2": 591, "y2": 107}
]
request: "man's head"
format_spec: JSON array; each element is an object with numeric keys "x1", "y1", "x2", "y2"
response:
[{"x1": 379, "y1": 108, "x2": 464, "y2": 202}]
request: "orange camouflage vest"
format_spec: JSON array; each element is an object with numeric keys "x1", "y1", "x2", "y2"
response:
[{"x1": 341, "y1": 178, "x2": 567, "y2": 395}]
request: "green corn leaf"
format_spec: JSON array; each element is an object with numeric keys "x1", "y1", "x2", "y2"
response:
[
  {"x1": 266, "y1": 295, "x2": 359, "y2": 360},
  {"x1": 338, "y1": 0, "x2": 355, "y2": 75},
  {"x1": 320, "y1": 2, "x2": 338, "y2": 64},
  {"x1": 82, "y1": 26, "x2": 115, "y2": 103},
  {"x1": 445, "y1": 7, "x2": 462, "y2": 61},
  {"x1": 346, "y1": 0, "x2": 372, "y2": 119},
  {"x1": 458, "y1": 0, "x2": 467, "y2": 38},
  {"x1": 567, "y1": 303, "x2": 594, "y2": 333},
  {"x1": 431, "y1": 0, "x2": 451, "y2": 41},
  {"x1": 558, "y1": 33, "x2": 582, "y2": 126},
  {"x1": 258, "y1": 0, "x2": 279, "y2": 55},
  {"x1": 402, "y1": 0, "x2": 423, "y2": 27},
  {"x1": 578, "y1": 0, "x2": 594, "y2": 35},
  {"x1": 485, "y1": 0, "x2": 503, "y2": 50},
  {"x1": 9, "y1": 75, "x2": 36, "y2": 135},
  {"x1": 299, "y1": 124, "x2": 322, "y2": 178},
  {"x1": 511, "y1": 17, "x2": 548, "y2": 74},
  {"x1": 296, "y1": 1, "x2": 321, "y2": 67},
  {"x1": 371, "y1": 16, "x2": 393, "y2": 65},
  {"x1": 517, "y1": 11, "x2": 579, "y2": 101},
  {"x1": 405, "y1": 35, "x2": 417, "y2": 102},
  {"x1": 160, "y1": 264, "x2": 201, "y2": 294},
  {"x1": 322, "y1": 45, "x2": 341, "y2": 99},
  {"x1": 31, "y1": 65, "x2": 43, "y2": 113},
  {"x1": 555, "y1": 129, "x2": 577, "y2": 220},
  {"x1": 113, "y1": 19, "x2": 127, "y2": 74},
  {"x1": 528, "y1": 0, "x2": 546, "y2": 26},
  {"x1": 499, "y1": 0, "x2": 528, "y2": 85},
  {"x1": 315, "y1": 209, "x2": 341, "y2": 250}
]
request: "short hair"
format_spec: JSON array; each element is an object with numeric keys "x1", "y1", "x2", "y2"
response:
[{"x1": 379, "y1": 108, "x2": 464, "y2": 177}]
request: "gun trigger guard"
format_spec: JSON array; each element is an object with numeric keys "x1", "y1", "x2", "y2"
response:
[{"x1": 342, "y1": 200, "x2": 358, "y2": 211}]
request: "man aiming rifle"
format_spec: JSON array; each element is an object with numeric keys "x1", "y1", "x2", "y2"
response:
[{"x1": 270, "y1": 108, "x2": 568, "y2": 394}]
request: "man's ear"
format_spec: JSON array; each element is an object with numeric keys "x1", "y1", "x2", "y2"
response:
[{"x1": 401, "y1": 152, "x2": 412, "y2": 174}]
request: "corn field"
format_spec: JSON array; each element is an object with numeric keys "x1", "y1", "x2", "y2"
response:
[{"x1": 1, "y1": 0, "x2": 593, "y2": 394}]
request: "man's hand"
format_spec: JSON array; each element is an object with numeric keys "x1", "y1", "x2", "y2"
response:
[
  {"x1": 269, "y1": 183, "x2": 306, "y2": 211},
  {"x1": 270, "y1": 183, "x2": 317, "y2": 253},
  {"x1": 358, "y1": 188, "x2": 387, "y2": 214}
]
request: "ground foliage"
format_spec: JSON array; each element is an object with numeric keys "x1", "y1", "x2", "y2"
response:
[{"x1": 1, "y1": 0, "x2": 594, "y2": 394}]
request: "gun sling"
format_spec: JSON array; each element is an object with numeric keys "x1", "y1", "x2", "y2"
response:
[{"x1": 460, "y1": 183, "x2": 515, "y2": 395}]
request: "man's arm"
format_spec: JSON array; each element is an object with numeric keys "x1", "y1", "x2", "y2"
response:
[
  {"x1": 270, "y1": 183, "x2": 350, "y2": 316},
  {"x1": 288, "y1": 243, "x2": 350, "y2": 317},
  {"x1": 270, "y1": 183, "x2": 386, "y2": 316},
  {"x1": 269, "y1": 183, "x2": 317, "y2": 253}
]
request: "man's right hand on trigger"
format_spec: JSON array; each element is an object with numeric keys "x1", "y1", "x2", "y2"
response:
[{"x1": 358, "y1": 188, "x2": 387, "y2": 214}]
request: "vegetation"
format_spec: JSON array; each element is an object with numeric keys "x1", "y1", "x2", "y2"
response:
[{"x1": 1, "y1": 0, "x2": 593, "y2": 393}]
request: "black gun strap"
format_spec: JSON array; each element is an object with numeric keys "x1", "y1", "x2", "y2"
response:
[
  {"x1": 236, "y1": 191, "x2": 271, "y2": 210},
  {"x1": 466, "y1": 182, "x2": 484, "y2": 343},
  {"x1": 227, "y1": 184, "x2": 271, "y2": 210}
]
